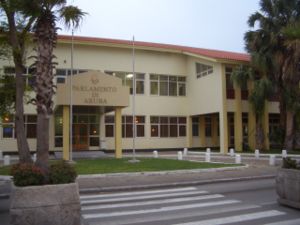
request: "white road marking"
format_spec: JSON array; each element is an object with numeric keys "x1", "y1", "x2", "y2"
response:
[
  {"x1": 88, "y1": 204, "x2": 261, "y2": 225},
  {"x1": 81, "y1": 190, "x2": 208, "y2": 205},
  {"x1": 83, "y1": 199, "x2": 240, "y2": 219},
  {"x1": 80, "y1": 187, "x2": 198, "y2": 199},
  {"x1": 174, "y1": 210, "x2": 286, "y2": 225},
  {"x1": 82, "y1": 194, "x2": 224, "y2": 211},
  {"x1": 264, "y1": 219, "x2": 300, "y2": 225}
]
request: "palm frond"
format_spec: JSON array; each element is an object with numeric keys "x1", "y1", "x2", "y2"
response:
[{"x1": 59, "y1": 5, "x2": 86, "y2": 30}]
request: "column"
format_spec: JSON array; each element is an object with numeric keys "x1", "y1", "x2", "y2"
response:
[
  {"x1": 220, "y1": 65, "x2": 229, "y2": 154},
  {"x1": 247, "y1": 81, "x2": 256, "y2": 150},
  {"x1": 234, "y1": 84, "x2": 243, "y2": 152},
  {"x1": 199, "y1": 115, "x2": 206, "y2": 147},
  {"x1": 186, "y1": 116, "x2": 193, "y2": 148},
  {"x1": 62, "y1": 105, "x2": 70, "y2": 161},
  {"x1": 263, "y1": 100, "x2": 270, "y2": 150},
  {"x1": 114, "y1": 107, "x2": 122, "y2": 158},
  {"x1": 211, "y1": 114, "x2": 219, "y2": 147}
]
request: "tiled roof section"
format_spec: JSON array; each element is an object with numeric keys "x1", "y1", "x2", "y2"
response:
[{"x1": 58, "y1": 35, "x2": 250, "y2": 62}]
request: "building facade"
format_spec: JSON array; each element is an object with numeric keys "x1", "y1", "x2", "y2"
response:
[{"x1": 0, "y1": 35, "x2": 281, "y2": 157}]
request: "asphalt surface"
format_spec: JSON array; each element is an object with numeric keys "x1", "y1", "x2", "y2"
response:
[{"x1": 0, "y1": 151, "x2": 294, "y2": 225}]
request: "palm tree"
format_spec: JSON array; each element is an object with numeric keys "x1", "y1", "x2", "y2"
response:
[
  {"x1": 245, "y1": 0, "x2": 300, "y2": 150},
  {"x1": 231, "y1": 65, "x2": 272, "y2": 149},
  {"x1": 281, "y1": 22, "x2": 300, "y2": 149},
  {"x1": 0, "y1": 0, "x2": 35, "y2": 163},
  {"x1": 20, "y1": 0, "x2": 86, "y2": 172}
]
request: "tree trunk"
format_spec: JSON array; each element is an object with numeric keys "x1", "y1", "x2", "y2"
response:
[
  {"x1": 256, "y1": 116, "x2": 264, "y2": 150},
  {"x1": 35, "y1": 113, "x2": 49, "y2": 173},
  {"x1": 284, "y1": 110, "x2": 295, "y2": 151},
  {"x1": 34, "y1": 10, "x2": 56, "y2": 172},
  {"x1": 15, "y1": 66, "x2": 32, "y2": 163}
]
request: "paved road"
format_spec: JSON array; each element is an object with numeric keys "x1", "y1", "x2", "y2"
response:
[{"x1": 80, "y1": 179, "x2": 300, "y2": 225}]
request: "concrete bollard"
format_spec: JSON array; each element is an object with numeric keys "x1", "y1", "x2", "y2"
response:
[
  {"x1": 177, "y1": 151, "x2": 183, "y2": 160},
  {"x1": 235, "y1": 154, "x2": 241, "y2": 164},
  {"x1": 255, "y1": 149, "x2": 260, "y2": 159},
  {"x1": 0, "y1": 150, "x2": 3, "y2": 160},
  {"x1": 183, "y1": 148, "x2": 188, "y2": 156},
  {"x1": 269, "y1": 155, "x2": 276, "y2": 166},
  {"x1": 230, "y1": 148, "x2": 235, "y2": 157},
  {"x1": 205, "y1": 152, "x2": 211, "y2": 162},
  {"x1": 282, "y1": 150, "x2": 287, "y2": 158},
  {"x1": 4, "y1": 155, "x2": 10, "y2": 166},
  {"x1": 32, "y1": 153, "x2": 37, "y2": 162},
  {"x1": 206, "y1": 148, "x2": 211, "y2": 154},
  {"x1": 153, "y1": 150, "x2": 158, "y2": 158}
]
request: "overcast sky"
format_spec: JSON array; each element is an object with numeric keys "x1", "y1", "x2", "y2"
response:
[{"x1": 60, "y1": 0, "x2": 261, "y2": 53}]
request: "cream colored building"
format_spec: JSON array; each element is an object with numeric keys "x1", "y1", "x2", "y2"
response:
[{"x1": 0, "y1": 35, "x2": 280, "y2": 157}]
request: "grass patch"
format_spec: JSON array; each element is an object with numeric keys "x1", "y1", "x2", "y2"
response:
[
  {"x1": 74, "y1": 158, "x2": 239, "y2": 174},
  {"x1": 0, "y1": 158, "x2": 240, "y2": 175}
]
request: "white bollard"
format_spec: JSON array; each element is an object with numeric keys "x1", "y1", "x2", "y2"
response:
[
  {"x1": 153, "y1": 150, "x2": 158, "y2": 158},
  {"x1": 183, "y1": 148, "x2": 188, "y2": 156},
  {"x1": 282, "y1": 150, "x2": 287, "y2": 158},
  {"x1": 230, "y1": 148, "x2": 235, "y2": 157},
  {"x1": 32, "y1": 153, "x2": 37, "y2": 162},
  {"x1": 177, "y1": 151, "x2": 183, "y2": 160},
  {"x1": 205, "y1": 152, "x2": 211, "y2": 162},
  {"x1": 4, "y1": 155, "x2": 10, "y2": 166},
  {"x1": 235, "y1": 154, "x2": 241, "y2": 164},
  {"x1": 0, "y1": 150, "x2": 3, "y2": 160},
  {"x1": 255, "y1": 149, "x2": 260, "y2": 159},
  {"x1": 269, "y1": 155, "x2": 276, "y2": 166},
  {"x1": 206, "y1": 148, "x2": 211, "y2": 154}
]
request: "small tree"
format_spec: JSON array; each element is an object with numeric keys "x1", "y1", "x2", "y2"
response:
[{"x1": 0, "y1": 0, "x2": 36, "y2": 163}]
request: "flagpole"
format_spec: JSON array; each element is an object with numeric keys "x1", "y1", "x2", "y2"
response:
[
  {"x1": 129, "y1": 36, "x2": 139, "y2": 163},
  {"x1": 69, "y1": 29, "x2": 74, "y2": 162}
]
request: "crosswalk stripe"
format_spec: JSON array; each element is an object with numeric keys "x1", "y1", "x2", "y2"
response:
[
  {"x1": 80, "y1": 187, "x2": 198, "y2": 200},
  {"x1": 174, "y1": 210, "x2": 286, "y2": 225},
  {"x1": 87, "y1": 204, "x2": 261, "y2": 225},
  {"x1": 264, "y1": 219, "x2": 300, "y2": 225},
  {"x1": 82, "y1": 199, "x2": 240, "y2": 219},
  {"x1": 82, "y1": 194, "x2": 224, "y2": 211},
  {"x1": 81, "y1": 190, "x2": 208, "y2": 205}
]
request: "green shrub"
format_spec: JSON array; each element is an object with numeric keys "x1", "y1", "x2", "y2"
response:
[
  {"x1": 49, "y1": 160, "x2": 77, "y2": 184},
  {"x1": 282, "y1": 157, "x2": 299, "y2": 169},
  {"x1": 11, "y1": 163, "x2": 45, "y2": 187}
]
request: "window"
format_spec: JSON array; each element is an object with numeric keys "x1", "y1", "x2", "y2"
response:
[
  {"x1": 150, "y1": 116, "x2": 186, "y2": 137},
  {"x1": 1, "y1": 115, "x2": 14, "y2": 138},
  {"x1": 55, "y1": 68, "x2": 88, "y2": 84},
  {"x1": 150, "y1": 74, "x2": 186, "y2": 96},
  {"x1": 1, "y1": 115, "x2": 37, "y2": 139},
  {"x1": 54, "y1": 115, "x2": 63, "y2": 147},
  {"x1": 205, "y1": 116, "x2": 212, "y2": 137},
  {"x1": 106, "y1": 71, "x2": 145, "y2": 95},
  {"x1": 192, "y1": 117, "x2": 199, "y2": 137},
  {"x1": 196, "y1": 63, "x2": 213, "y2": 78},
  {"x1": 3, "y1": 66, "x2": 36, "y2": 88},
  {"x1": 105, "y1": 116, "x2": 114, "y2": 137},
  {"x1": 105, "y1": 115, "x2": 145, "y2": 138}
]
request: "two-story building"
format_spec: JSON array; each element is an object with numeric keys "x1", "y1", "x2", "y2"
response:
[{"x1": 0, "y1": 35, "x2": 281, "y2": 158}]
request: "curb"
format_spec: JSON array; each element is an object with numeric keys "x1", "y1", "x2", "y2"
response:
[
  {"x1": 79, "y1": 174, "x2": 276, "y2": 194},
  {"x1": 77, "y1": 165, "x2": 248, "y2": 179}
]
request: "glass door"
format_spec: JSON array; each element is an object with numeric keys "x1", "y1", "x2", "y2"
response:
[{"x1": 73, "y1": 124, "x2": 88, "y2": 150}]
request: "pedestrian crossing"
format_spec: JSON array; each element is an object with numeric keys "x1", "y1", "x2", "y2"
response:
[{"x1": 80, "y1": 187, "x2": 299, "y2": 225}]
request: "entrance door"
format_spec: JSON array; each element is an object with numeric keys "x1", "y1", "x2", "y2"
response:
[{"x1": 73, "y1": 124, "x2": 88, "y2": 150}]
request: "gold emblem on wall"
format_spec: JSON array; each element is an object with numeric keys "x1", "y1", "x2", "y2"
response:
[{"x1": 91, "y1": 74, "x2": 99, "y2": 85}]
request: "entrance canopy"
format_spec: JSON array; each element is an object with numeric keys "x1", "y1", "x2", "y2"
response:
[{"x1": 56, "y1": 70, "x2": 129, "y2": 107}]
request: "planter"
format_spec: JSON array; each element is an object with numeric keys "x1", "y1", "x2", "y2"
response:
[
  {"x1": 10, "y1": 182, "x2": 81, "y2": 225},
  {"x1": 276, "y1": 168, "x2": 300, "y2": 209}
]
